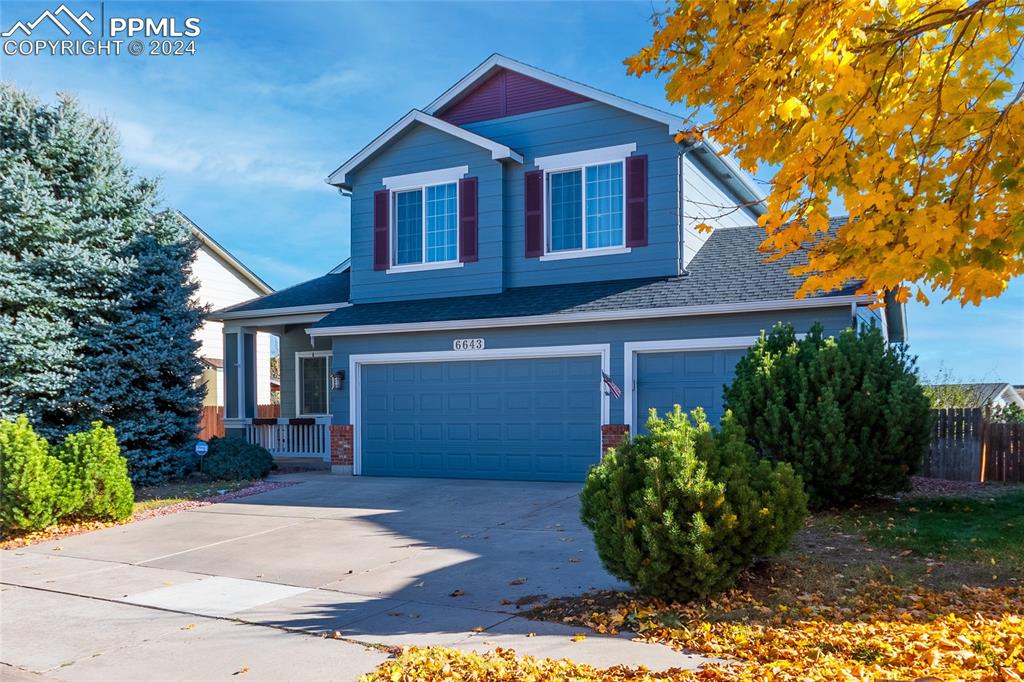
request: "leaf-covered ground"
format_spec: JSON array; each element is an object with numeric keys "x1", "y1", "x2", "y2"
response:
[{"x1": 362, "y1": 489, "x2": 1024, "y2": 681}]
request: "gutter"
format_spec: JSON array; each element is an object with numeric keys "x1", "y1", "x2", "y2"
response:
[
  {"x1": 209, "y1": 302, "x2": 350, "y2": 322},
  {"x1": 306, "y1": 295, "x2": 869, "y2": 338}
]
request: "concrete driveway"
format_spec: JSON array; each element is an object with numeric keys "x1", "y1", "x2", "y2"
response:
[{"x1": 1, "y1": 473, "x2": 711, "y2": 681}]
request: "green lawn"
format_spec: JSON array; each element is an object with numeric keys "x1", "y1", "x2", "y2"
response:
[
  {"x1": 133, "y1": 479, "x2": 254, "y2": 512},
  {"x1": 831, "y1": 490, "x2": 1024, "y2": 568}
]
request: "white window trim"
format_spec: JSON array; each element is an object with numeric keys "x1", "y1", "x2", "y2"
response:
[
  {"x1": 295, "y1": 350, "x2": 333, "y2": 418},
  {"x1": 539, "y1": 144, "x2": 635, "y2": 258},
  {"x1": 348, "y1": 343, "x2": 611, "y2": 476},
  {"x1": 386, "y1": 261, "x2": 464, "y2": 274},
  {"x1": 383, "y1": 165, "x2": 468, "y2": 191},
  {"x1": 623, "y1": 337, "x2": 759, "y2": 437},
  {"x1": 539, "y1": 246, "x2": 631, "y2": 262},
  {"x1": 390, "y1": 177, "x2": 461, "y2": 271},
  {"x1": 535, "y1": 144, "x2": 637, "y2": 171}
]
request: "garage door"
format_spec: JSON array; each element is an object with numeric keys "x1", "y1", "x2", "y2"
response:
[
  {"x1": 635, "y1": 348, "x2": 747, "y2": 433},
  {"x1": 359, "y1": 356, "x2": 602, "y2": 481}
]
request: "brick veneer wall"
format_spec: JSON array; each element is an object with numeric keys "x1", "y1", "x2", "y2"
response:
[
  {"x1": 601, "y1": 424, "x2": 629, "y2": 456},
  {"x1": 330, "y1": 424, "x2": 353, "y2": 466}
]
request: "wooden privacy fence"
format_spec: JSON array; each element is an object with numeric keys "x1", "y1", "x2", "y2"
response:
[
  {"x1": 922, "y1": 408, "x2": 1024, "y2": 482},
  {"x1": 196, "y1": 404, "x2": 281, "y2": 441},
  {"x1": 198, "y1": 406, "x2": 224, "y2": 440}
]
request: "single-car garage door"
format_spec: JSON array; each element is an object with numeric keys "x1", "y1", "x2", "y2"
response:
[
  {"x1": 359, "y1": 355, "x2": 602, "y2": 481},
  {"x1": 635, "y1": 348, "x2": 747, "y2": 433}
]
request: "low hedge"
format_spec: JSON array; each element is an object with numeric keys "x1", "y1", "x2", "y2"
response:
[
  {"x1": 0, "y1": 416, "x2": 134, "y2": 532},
  {"x1": 202, "y1": 436, "x2": 273, "y2": 480}
]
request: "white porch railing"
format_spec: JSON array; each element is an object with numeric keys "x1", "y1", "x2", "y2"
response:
[{"x1": 245, "y1": 418, "x2": 330, "y2": 461}]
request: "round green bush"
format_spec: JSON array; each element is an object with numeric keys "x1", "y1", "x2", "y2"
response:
[
  {"x1": 580, "y1": 407, "x2": 807, "y2": 601},
  {"x1": 723, "y1": 323, "x2": 933, "y2": 508},
  {"x1": 0, "y1": 416, "x2": 65, "y2": 531},
  {"x1": 202, "y1": 436, "x2": 273, "y2": 480},
  {"x1": 54, "y1": 421, "x2": 134, "y2": 522}
]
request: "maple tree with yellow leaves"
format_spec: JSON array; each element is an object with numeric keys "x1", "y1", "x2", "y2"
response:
[{"x1": 628, "y1": 0, "x2": 1024, "y2": 306}]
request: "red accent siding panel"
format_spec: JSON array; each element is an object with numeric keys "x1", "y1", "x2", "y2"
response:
[
  {"x1": 440, "y1": 68, "x2": 590, "y2": 126},
  {"x1": 524, "y1": 170, "x2": 544, "y2": 258},
  {"x1": 504, "y1": 70, "x2": 588, "y2": 118},
  {"x1": 625, "y1": 155, "x2": 648, "y2": 247},
  {"x1": 373, "y1": 189, "x2": 390, "y2": 271},
  {"x1": 458, "y1": 177, "x2": 478, "y2": 263}
]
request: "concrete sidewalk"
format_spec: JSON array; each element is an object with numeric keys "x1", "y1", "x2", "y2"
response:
[{"x1": 1, "y1": 474, "x2": 713, "y2": 680}]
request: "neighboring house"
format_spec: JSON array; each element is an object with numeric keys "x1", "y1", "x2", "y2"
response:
[
  {"x1": 178, "y1": 212, "x2": 275, "y2": 409},
  {"x1": 927, "y1": 383, "x2": 1024, "y2": 410},
  {"x1": 209, "y1": 54, "x2": 898, "y2": 480}
]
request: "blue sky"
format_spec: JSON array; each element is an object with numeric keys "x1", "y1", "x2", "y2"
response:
[{"x1": 3, "y1": 1, "x2": 1021, "y2": 382}]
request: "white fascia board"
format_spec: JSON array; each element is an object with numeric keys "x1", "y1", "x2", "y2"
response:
[
  {"x1": 534, "y1": 143, "x2": 636, "y2": 171},
  {"x1": 174, "y1": 211, "x2": 274, "y2": 295},
  {"x1": 425, "y1": 54, "x2": 686, "y2": 132},
  {"x1": 383, "y1": 165, "x2": 469, "y2": 191},
  {"x1": 692, "y1": 140, "x2": 768, "y2": 215},
  {"x1": 306, "y1": 295, "x2": 869, "y2": 338},
  {"x1": 211, "y1": 302, "x2": 350, "y2": 321},
  {"x1": 326, "y1": 110, "x2": 523, "y2": 187}
]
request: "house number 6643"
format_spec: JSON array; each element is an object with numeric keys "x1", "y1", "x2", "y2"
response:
[{"x1": 453, "y1": 338, "x2": 485, "y2": 351}]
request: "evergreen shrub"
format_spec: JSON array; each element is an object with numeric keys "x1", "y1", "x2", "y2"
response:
[
  {"x1": 0, "y1": 416, "x2": 65, "y2": 531},
  {"x1": 202, "y1": 436, "x2": 273, "y2": 481},
  {"x1": 724, "y1": 323, "x2": 932, "y2": 508},
  {"x1": 580, "y1": 408, "x2": 807, "y2": 601},
  {"x1": 54, "y1": 421, "x2": 134, "y2": 522}
]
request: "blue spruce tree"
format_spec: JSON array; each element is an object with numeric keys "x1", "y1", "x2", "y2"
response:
[{"x1": 1, "y1": 85, "x2": 206, "y2": 484}]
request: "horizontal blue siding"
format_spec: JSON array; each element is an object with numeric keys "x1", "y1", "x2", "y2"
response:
[
  {"x1": 329, "y1": 305, "x2": 853, "y2": 426},
  {"x1": 348, "y1": 124, "x2": 506, "y2": 303},
  {"x1": 462, "y1": 101, "x2": 683, "y2": 288}
]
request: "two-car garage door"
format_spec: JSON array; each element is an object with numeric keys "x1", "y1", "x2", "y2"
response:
[
  {"x1": 359, "y1": 355, "x2": 602, "y2": 481},
  {"x1": 356, "y1": 341, "x2": 750, "y2": 481}
]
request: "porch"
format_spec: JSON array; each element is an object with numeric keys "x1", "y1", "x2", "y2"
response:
[
  {"x1": 245, "y1": 416, "x2": 332, "y2": 461},
  {"x1": 220, "y1": 322, "x2": 351, "y2": 471}
]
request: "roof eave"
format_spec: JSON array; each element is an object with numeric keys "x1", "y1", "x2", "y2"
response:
[
  {"x1": 326, "y1": 110, "x2": 523, "y2": 188},
  {"x1": 306, "y1": 294, "x2": 868, "y2": 338},
  {"x1": 690, "y1": 142, "x2": 767, "y2": 217},
  {"x1": 209, "y1": 301, "x2": 351, "y2": 322},
  {"x1": 174, "y1": 211, "x2": 274, "y2": 295}
]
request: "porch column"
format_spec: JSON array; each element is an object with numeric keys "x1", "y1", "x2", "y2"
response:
[{"x1": 223, "y1": 326, "x2": 257, "y2": 439}]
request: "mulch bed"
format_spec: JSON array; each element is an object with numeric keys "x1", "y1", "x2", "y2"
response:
[
  {"x1": 0, "y1": 480, "x2": 298, "y2": 550},
  {"x1": 903, "y1": 475, "x2": 1021, "y2": 499}
]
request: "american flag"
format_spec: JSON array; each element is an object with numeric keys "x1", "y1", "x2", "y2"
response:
[{"x1": 602, "y1": 371, "x2": 622, "y2": 399}]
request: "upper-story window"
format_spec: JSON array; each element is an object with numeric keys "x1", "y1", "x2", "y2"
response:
[
  {"x1": 534, "y1": 144, "x2": 636, "y2": 260},
  {"x1": 394, "y1": 183, "x2": 458, "y2": 265},
  {"x1": 548, "y1": 162, "x2": 624, "y2": 252},
  {"x1": 382, "y1": 166, "x2": 469, "y2": 273}
]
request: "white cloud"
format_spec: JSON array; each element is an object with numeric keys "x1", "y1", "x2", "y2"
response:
[{"x1": 113, "y1": 117, "x2": 327, "y2": 192}]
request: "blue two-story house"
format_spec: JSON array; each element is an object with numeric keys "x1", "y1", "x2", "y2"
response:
[{"x1": 211, "y1": 54, "x2": 892, "y2": 481}]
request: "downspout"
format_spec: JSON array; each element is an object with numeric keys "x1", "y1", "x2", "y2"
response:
[{"x1": 677, "y1": 149, "x2": 686, "y2": 276}]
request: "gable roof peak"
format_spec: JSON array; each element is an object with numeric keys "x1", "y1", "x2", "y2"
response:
[
  {"x1": 326, "y1": 110, "x2": 524, "y2": 188},
  {"x1": 424, "y1": 53, "x2": 685, "y2": 131}
]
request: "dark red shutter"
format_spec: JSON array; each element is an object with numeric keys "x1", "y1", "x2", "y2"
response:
[
  {"x1": 373, "y1": 189, "x2": 390, "y2": 271},
  {"x1": 625, "y1": 154, "x2": 648, "y2": 247},
  {"x1": 524, "y1": 170, "x2": 544, "y2": 257},
  {"x1": 458, "y1": 177, "x2": 478, "y2": 263}
]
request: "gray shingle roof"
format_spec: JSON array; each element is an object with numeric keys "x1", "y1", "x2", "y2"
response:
[
  {"x1": 312, "y1": 221, "x2": 861, "y2": 329},
  {"x1": 216, "y1": 270, "x2": 350, "y2": 315}
]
